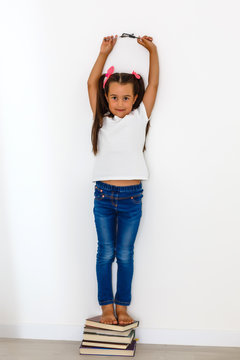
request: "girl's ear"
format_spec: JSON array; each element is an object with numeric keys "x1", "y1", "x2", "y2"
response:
[
  {"x1": 105, "y1": 93, "x2": 109, "y2": 103},
  {"x1": 133, "y1": 94, "x2": 138, "y2": 104}
]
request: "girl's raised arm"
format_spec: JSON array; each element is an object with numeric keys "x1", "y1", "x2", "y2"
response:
[
  {"x1": 87, "y1": 35, "x2": 118, "y2": 117},
  {"x1": 137, "y1": 36, "x2": 159, "y2": 119}
]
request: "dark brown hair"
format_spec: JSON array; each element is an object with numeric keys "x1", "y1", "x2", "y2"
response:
[{"x1": 91, "y1": 72, "x2": 150, "y2": 155}]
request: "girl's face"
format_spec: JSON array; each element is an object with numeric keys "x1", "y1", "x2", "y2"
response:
[{"x1": 105, "y1": 82, "x2": 138, "y2": 118}]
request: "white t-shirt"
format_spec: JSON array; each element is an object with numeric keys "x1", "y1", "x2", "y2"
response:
[{"x1": 92, "y1": 101, "x2": 150, "y2": 183}]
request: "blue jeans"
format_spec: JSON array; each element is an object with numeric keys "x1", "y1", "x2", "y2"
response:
[{"x1": 93, "y1": 181, "x2": 143, "y2": 306}]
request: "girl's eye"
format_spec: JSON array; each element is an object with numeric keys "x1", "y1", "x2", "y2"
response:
[{"x1": 111, "y1": 97, "x2": 130, "y2": 101}]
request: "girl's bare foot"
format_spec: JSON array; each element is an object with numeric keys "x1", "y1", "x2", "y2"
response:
[
  {"x1": 116, "y1": 304, "x2": 134, "y2": 325},
  {"x1": 100, "y1": 304, "x2": 118, "y2": 324}
]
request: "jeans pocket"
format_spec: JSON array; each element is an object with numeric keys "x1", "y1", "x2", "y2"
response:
[{"x1": 130, "y1": 193, "x2": 143, "y2": 204}]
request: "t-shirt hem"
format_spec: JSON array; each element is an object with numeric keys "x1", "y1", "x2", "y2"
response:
[{"x1": 92, "y1": 177, "x2": 148, "y2": 182}]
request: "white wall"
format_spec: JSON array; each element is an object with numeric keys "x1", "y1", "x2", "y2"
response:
[{"x1": 0, "y1": 0, "x2": 240, "y2": 346}]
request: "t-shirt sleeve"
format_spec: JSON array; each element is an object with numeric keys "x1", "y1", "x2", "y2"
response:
[{"x1": 137, "y1": 101, "x2": 151, "y2": 124}]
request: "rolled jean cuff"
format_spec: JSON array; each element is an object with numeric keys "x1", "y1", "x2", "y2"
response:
[
  {"x1": 114, "y1": 299, "x2": 131, "y2": 306},
  {"x1": 99, "y1": 299, "x2": 114, "y2": 305}
]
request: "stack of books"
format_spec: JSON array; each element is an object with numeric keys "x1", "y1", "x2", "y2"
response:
[{"x1": 79, "y1": 315, "x2": 139, "y2": 357}]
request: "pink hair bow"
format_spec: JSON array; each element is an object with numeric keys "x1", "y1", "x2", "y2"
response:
[
  {"x1": 132, "y1": 70, "x2": 141, "y2": 79},
  {"x1": 103, "y1": 66, "x2": 114, "y2": 88}
]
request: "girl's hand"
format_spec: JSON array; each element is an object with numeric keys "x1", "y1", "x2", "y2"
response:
[
  {"x1": 100, "y1": 35, "x2": 118, "y2": 55},
  {"x1": 137, "y1": 35, "x2": 157, "y2": 52}
]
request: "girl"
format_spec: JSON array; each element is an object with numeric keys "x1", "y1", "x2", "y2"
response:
[{"x1": 87, "y1": 34, "x2": 159, "y2": 325}]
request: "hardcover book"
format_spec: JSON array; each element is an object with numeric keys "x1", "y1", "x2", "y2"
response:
[
  {"x1": 84, "y1": 325, "x2": 133, "y2": 336},
  {"x1": 81, "y1": 340, "x2": 129, "y2": 349},
  {"x1": 79, "y1": 338, "x2": 136, "y2": 356},
  {"x1": 85, "y1": 315, "x2": 139, "y2": 332},
  {"x1": 83, "y1": 329, "x2": 135, "y2": 344}
]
